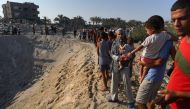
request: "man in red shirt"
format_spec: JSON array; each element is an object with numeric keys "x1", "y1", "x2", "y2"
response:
[{"x1": 158, "y1": 0, "x2": 190, "y2": 109}]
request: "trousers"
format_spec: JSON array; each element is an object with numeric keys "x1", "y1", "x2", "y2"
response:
[{"x1": 110, "y1": 66, "x2": 134, "y2": 103}]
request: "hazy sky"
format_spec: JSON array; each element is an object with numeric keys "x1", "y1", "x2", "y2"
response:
[{"x1": 0, "y1": 0, "x2": 176, "y2": 22}]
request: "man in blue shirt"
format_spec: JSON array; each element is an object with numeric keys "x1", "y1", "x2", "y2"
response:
[{"x1": 136, "y1": 40, "x2": 174, "y2": 109}]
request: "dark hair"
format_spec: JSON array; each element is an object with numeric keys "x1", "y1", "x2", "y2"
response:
[
  {"x1": 99, "y1": 27, "x2": 104, "y2": 31},
  {"x1": 108, "y1": 31, "x2": 115, "y2": 38},
  {"x1": 120, "y1": 35, "x2": 127, "y2": 45},
  {"x1": 171, "y1": 0, "x2": 190, "y2": 11},
  {"x1": 127, "y1": 37, "x2": 134, "y2": 45},
  {"x1": 144, "y1": 18, "x2": 162, "y2": 31},
  {"x1": 101, "y1": 32, "x2": 108, "y2": 40},
  {"x1": 148, "y1": 15, "x2": 164, "y2": 29}
]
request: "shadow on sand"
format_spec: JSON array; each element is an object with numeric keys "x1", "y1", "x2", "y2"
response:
[{"x1": 0, "y1": 35, "x2": 54, "y2": 108}]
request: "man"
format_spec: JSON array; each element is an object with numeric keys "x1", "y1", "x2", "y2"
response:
[
  {"x1": 108, "y1": 28, "x2": 135, "y2": 109},
  {"x1": 136, "y1": 40, "x2": 174, "y2": 109},
  {"x1": 157, "y1": 1, "x2": 190, "y2": 109},
  {"x1": 135, "y1": 15, "x2": 176, "y2": 109}
]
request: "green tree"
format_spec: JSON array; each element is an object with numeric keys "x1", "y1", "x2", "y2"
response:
[
  {"x1": 101, "y1": 17, "x2": 126, "y2": 28},
  {"x1": 41, "y1": 16, "x2": 51, "y2": 25},
  {"x1": 165, "y1": 21, "x2": 178, "y2": 37},
  {"x1": 95, "y1": 16, "x2": 102, "y2": 25},
  {"x1": 127, "y1": 20, "x2": 142, "y2": 28},
  {"x1": 90, "y1": 16, "x2": 101, "y2": 25},
  {"x1": 40, "y1": 16, "x2": 51, "y2": 35},
  {"x1": 130, "y1": 25, "x2": 146, "y2": 42},
  {"x1": 71, "y1": 16, "x2": 85, "y2": 29},
  {"x1": 54, "y1": 15, "x2": 70, "y2": 28},
  {"x1": 90, "y1": 17, "x2": 95, "y2": 25}
]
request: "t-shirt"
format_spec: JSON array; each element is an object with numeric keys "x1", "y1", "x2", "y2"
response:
[
  {"x1": 167, "y1": 36, "x2": 190, "y2": 109},
  {"x1": 99, "y1": 40, "x2": 111, "y2": 65},
  {"x1": 144, "y1": 40, "x2": 173, "y2": 81},
  {"x1": 141, "y1": 32, "x2": 171, "y2": 59}
]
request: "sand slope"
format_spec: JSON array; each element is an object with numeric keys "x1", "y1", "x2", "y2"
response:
[{"x1": 1, "y1": 34, "x2": 141, "y2": 109}]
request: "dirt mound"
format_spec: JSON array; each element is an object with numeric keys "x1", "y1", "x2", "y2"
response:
[
  {"x1": 1, "y1": 34, "x2": 141, "y2": 109},
  {"x1": 0, "y1": 34, "x2": 66, "y2": 109}
]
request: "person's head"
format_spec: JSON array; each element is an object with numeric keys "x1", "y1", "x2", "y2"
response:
[
  {"x1": 108, "y1": 31, "x2": 115, "y2": 40},
  {"x1": 144, "y1": 17, "x2": 162, "y2": 35},
  {"x1": 171, "y1": 0, "x2": 190, "y2": 36},
  {"x1": 127, "y1": 36, "x2": 134, "y2": 45},
  {"x1": 148, "y1": 15, "x2": 165, "y2": 30},
  {"x1": 116, "y1": 28, "x2": 124, "y2": 38},
  {"x1": 100, "y1": 32, "x2": 108, "y2": 40},
  {"x1": 104, "y1": 28, "x2": 108, "y2": 32},
  {"x1": 99, "y1": 27, "x2": 104, "y2": 32}
]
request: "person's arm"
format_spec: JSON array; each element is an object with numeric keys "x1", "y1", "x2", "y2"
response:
[
  {"x1": 160, "y1": 90, "x2": 190, "y2": 100},
  {"x1": 140, "y1": 68, "x2": 149, "y2": 83},
  {"x1": 119, "y1": 45, "x2": 123, "y2": 52},
  {"x1": 139, "y1": 41, "x2": 175, "y2": 67},
  {"x1": 128, "y1": 45, "x2": 144, "y2": 57},
  {"x1": 138, "y1": 58, "x2": 163, "y2": 68},
  {"x1": 174, "y1": 91, "x2": 190, "y2": 98},
  {"x1": 156, "y1": 89, "x2": 190, "y2": 107},
  {"x1": 123, "y1": 44, "x2": 127, "y2": 49}
]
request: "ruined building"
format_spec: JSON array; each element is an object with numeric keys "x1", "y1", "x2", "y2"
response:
[{"x1": 2, "y1": 1, "x2": 40, "y2": 23}]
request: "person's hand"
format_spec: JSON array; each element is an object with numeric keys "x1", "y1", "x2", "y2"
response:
[
  {"x1": 127, "y1": 52, "x2": 132, "y2": 57},
  {"x1": 138, "y1": 60, "x2": 144, "y2": 65},
  {"x1": 153, "y1": 95, "x2": 167, "y2": 109},
  {"x1": 153, "y1": 90, "x2": 177, "y2": 109},
  {"x1": 119, "y1": 55, "x2": 124, "y2": 61},
  {"x1": 123, "y1": 54, "x2": 128, "y2": 61},
  {"x1": 137, "y1": 57, "x2": 146, "y2": 66},
  {"x1": 120, "y1": 54, "x2": 127, "y2": 61},
  {"x1": 158, "y1": 90, "x2": 177, "y2": 101}
]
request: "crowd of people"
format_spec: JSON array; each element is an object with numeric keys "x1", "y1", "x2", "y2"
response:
[
  {"x1": 1, "y1": 0, "x2": 189, "y2": 109},
  {"x1": 74, "y1": 1, "x2": 190, "y2": 109}
]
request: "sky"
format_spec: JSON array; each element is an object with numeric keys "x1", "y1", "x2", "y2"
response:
[{"x1": 0, "y1": 0, "x2": 176, "y2": 22}]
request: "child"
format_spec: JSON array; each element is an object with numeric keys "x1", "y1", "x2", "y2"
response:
[
  {"x1": 119, "y1": 39, "x2": 127, "y2": 70},
  {"x1": 128, "y1": 16, "x2": 176, "y2": 83},
  {"x1": 127, "y1": 37, "x2": 135, "y2": 78},
  {"x1": 119, "y1": 37, "x2": 135, "y2": 70},
  {"x1": 97, "y1": 32, "x2": 111, "y2": 91}
]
